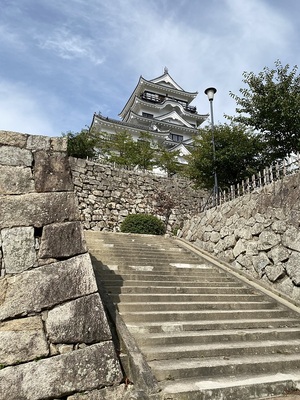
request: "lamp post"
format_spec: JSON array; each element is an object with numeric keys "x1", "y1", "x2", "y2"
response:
[{"x1": 204, "y1": 87, "x2": 218, "y2": 205}]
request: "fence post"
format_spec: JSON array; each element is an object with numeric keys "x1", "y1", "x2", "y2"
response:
[
  {"x1": 229, "y1": 185, "x2": 233, "y2": 200},
  {"x1": 252, "y1": 174, "x2": 256, "y2": 189},
  {"x1": 283, "y1": 160, "x2": 287, "y2": 176},
  {"x1": 276, "y1": 162, "x2": 280, "y2": 179},
  {"x1": 266, "y1": 167, "x2": 270, "y2": 184},
  {"x1": 270, "y1": 165, "x2": 274, "y2": 183},
  {"x1": 263, "y1": 168, "x2": 267, "y2": 186},
  {"x1": 245, "y1": 178, "x2": 250, "y2": 193}
]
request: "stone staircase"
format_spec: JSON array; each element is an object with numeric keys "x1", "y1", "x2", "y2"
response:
[{"x1": 85, "y1": 231, "x2": 300, "y2": 400}]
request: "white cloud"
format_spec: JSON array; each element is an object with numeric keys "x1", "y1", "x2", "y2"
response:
[
  {"x1": 37, "y1": 27, "x2": 105, "y2": 65},
  {"x1": 226, "y1": 0, "x2": 290, "y2": 42}
]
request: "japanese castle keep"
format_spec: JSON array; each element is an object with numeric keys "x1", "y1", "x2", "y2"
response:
[{"x1": 90, "y1": 68, "x2": 208, "y2": 162}]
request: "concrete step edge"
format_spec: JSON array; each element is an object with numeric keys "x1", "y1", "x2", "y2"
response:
[{"x1": 159, "y1": 372, "x2": 300, "y2": 399}]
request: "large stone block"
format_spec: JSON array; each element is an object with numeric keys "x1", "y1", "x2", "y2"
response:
[
  {"x1": 0, "y1": 253, "x2": 98, "y2": 321},
  {"x1": 34, "y1": 150, "x2": 73, "y2": 192},
  {"x1": 232, "y1": 239, "x2": 246, "y2": 258},
  {"x1": 282, "y1": 226, "x2": 300, "y2": 252},
  {"x1": 0, "y1": 316, "x2": 48, "y2": 365},
  {"x1": 285, "y1": 252, "x2": 300, "y2": 285},
  {"x1": 26, "y1": 135, "x2": 51, "y2": 151},
  {"x1": 265, "y1": 263, "x2": 286, "y2": 283},
  {"x1": 67, "y1": 384, "x2": 129, "y2": 399},
  {"x1": 1, "y1": 226, "x2": 36, "y2": 273},
  {"x1": 39, "y1": 221, "x2": 87, "y2": 259},
  {"x1": 257, "y1": 230, "x2": 280, "y2": 251},
  {"x1": 267, "y1": 245, "x2": 290, "y2": 264},
  {"x1": 46, "y1": 293, "x2": 111, "y2": 343},
  {"x1": 252, "y1": 252, "x2": 271, "y2": 277},
  {"x1": 0, "y1": 165, "x2": 35, "y2": 194},
  {"x1": 271, "y1": 220, "x2": 287, "y2": 234},
  {"x1": 245, "y1": 240, "x2": 259, "y2": 256},
  {"x1": 236, "y1": 254, "x2": 255, "y2": 271},
  {"x1": 0, "y1": 192, "x2": 79, "y2": 229},
  {"x1": 0, "y1": 145, "x2": 32, "y2": 167},
  {"x1": 50, "y1": 137, "x2": 68, "y2": 152},
  {"x1": 0, "y1": 342, "x2": 122, "y2": 400},
  {"x1": 250, "y1": 222, "x2": 265, "y2": 236},
  {"x1": 0, "y1": 130, "x2": 27, "y2": 147}
]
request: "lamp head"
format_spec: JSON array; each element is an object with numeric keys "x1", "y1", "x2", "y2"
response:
[{"x1": 204, "y1": 87, "x2": 217, "y2": 101}]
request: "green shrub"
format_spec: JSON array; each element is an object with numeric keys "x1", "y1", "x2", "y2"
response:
[{"x1": 120, "y1": 214, "x2": 166, "y2": 235}]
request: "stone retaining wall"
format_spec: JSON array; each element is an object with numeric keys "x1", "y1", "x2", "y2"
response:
[
  {"x1": 179, "y1": 173, "x2": 300, "y2": 304},
  {"x1": 0, "y1": 131, "x2": 126, "y2": 400},
  {"x1": 70, "y1": 157, "x2": 206, "y2": 233}
]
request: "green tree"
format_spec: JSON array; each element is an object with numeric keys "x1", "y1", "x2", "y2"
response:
[
  {"x1": 62, "y1": 129, "x2": 99, "y2": 159},
  {"x1": 133, "y1": 132, "x2": 157, "y2": 170},
  {"x1": 228, "y1": 60, "x2": 300, "y2": 162},
  {"x1": 103, "y1": 130, "x2": 137, "y2": 168},
  {"x1": 155, "y1": 145, "x2": 181, "y2": 176},
  {"x1": 186, "y1": 123, "x2": 264, "y2": 190}
]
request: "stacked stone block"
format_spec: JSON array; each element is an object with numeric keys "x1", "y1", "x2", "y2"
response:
[
  {"x1": 179, "y1": 173, "x2": 300, "y2": 305},
  {"x1": 0, "y1": 131, "x2": 123, "y2": 400},
  {"x1": 70, "y1": 157, "x2": 206, "y2": 233}
]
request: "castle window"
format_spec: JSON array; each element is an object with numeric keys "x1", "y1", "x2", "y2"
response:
[
  {"x1": 142, "y1": 112, "x2": 154, "y2": 119},
  {"x1": 169, "y1": 134, "x2": 183, "y2": 142},
  {"x1": 141, "y1": 91, "x2": 164, "y2": 103}
]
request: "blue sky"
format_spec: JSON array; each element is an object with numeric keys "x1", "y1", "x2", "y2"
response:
[{"x1": 1, "y1": 0, "x2": 299, "y2": 137}]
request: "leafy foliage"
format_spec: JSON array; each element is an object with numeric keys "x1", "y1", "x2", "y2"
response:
[
  {"x1": 120, "y1": 214, "x2": 166, "y2": 235},
  {"x1": 186, "y1": 123, "x2": 264, "y2": 190},
  {"x1": 133, "y1": 132, "x2": 157, "y2": 170},
  {"x1": 62, "y1": 129, "x2": 99, "y2": 159},
  {"x1": 228, "y1": 60, "x2": 300, "y2": 162},
  {"x1": 100, "y1": 130, "x2": 137, "y2": 168},
  {"x1": 156, "y1": 145, "x2": 181, "y2": 176},
  {"x1": 97, "y1": 130, "x2": 181, "y2": 174}
]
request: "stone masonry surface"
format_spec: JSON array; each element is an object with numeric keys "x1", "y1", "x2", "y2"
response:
[
  {"x1": 179, "y1": 172, "x2": 300, "y2": 305},
  {"x1": 0, "y1": 130, "x2": 124, "y2": 400},
  {"x1": 70, "y1": 157, "x2": 207, "y2": 233}
]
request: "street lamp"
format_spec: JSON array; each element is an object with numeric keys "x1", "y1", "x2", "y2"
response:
[{"x1": 204, "y1": 87, "x2": 218, "y2": 205}]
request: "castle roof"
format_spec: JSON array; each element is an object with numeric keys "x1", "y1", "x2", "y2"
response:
[{"x1": 119, "y1": 71, "x2": 198, "y2": 120}]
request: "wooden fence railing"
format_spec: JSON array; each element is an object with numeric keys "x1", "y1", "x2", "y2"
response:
[{"x1": 202, "y1": 153, "x2": 300, "y2": 211}]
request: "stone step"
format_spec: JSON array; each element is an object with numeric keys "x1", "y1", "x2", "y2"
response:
[
  {"x1": 149, "y1": 353, "x2": 300, "y2": 381},
  {"x1": 143, "y1": 339, "x2": 300, "y2": 361},
  {"x1": 89, "y1": 246, "x2": 195, "y2": 255},
  {"x1": 126, "y1": 318, "x2": 300, "y2": 334},
  {"x1": 97, "y1": 270, "x2": 224, "y2": 279},
  {"x1": 104, "y1": 280, "x2": 245, "y2": 292},
  {"x1": 89, "y1": 242, "x2": 199, "y2": 252},
  {"x1": 93, "y1": 259, "x2": 206, "y2": 267},
  {"x1": 85, "y1": 231, "x2": 300, "y2": 399},
  {"x1": 133, "y1": 327, "x2": 300, "y2": 347},
  {"x1": 121, "y1": 309, "x2": 291, "y2": 323},
  {"x1": 117, "y1": 301, "x2": 279, "y2": 312},
  {"x1": 98, "y1": 274, "x2": 236, "y2": 282},
  {"x1": 108, "y1": 293, "x2": 269, "y2": 303},
  {"x1": 105, "y1": 286, "x2": 257, "y2": 296},
  {"x1": 85, "y1": 232, "x2": 178, "y2": 245},
  {"x1": 96, "y1": 265, "x2": 219, "y2": 275},
  {"x1": 90, "y1": 250, "x2": 201, "y2": 261},
  {"x1": 159, "y1": 372, "x2": 300, "y2": 400}
]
